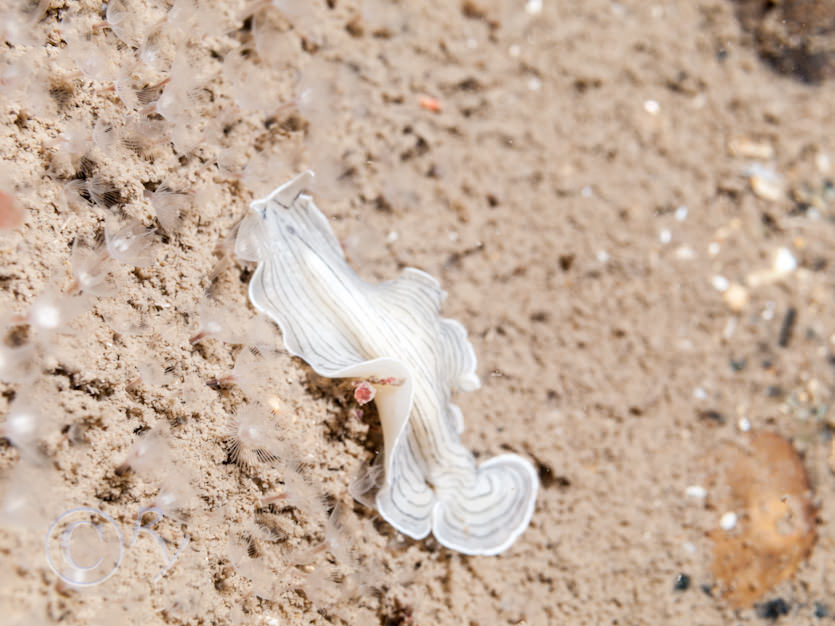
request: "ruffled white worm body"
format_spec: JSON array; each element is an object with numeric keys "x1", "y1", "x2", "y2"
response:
[{"x1": 235, "y1": 171, "x2": 538, "y2": 555}]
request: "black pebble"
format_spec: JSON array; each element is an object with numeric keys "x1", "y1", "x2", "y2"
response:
[
  {"x1": 756, "y1": 598, "x2": 790, "y2": 620},
  {"x1": 815, "y1": 603, "x2": 829, "y2": 618},
  {"x1": 673, "y1": 573, "x2": 690, "y2": 591}
]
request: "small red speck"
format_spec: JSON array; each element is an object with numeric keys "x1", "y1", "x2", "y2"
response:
[
  {"x1": 419, "y1": 96, "x2": 442, "y2": 113},
  {"x1": 354, "y1": 381, "x2": 376, "y2": 406}
]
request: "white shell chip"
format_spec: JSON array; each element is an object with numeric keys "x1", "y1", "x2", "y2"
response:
[{"x1": 235, "y1": 171, "x2": 539, "y2": 555}]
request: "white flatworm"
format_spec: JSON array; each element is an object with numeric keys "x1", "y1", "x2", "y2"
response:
[{"x1": 235, "y1": 171, "x2": 538, "y2": 555}]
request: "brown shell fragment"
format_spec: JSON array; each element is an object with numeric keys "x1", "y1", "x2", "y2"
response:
[{"x1": 709, "y1": 431, "x2": 816, "y2": 608}]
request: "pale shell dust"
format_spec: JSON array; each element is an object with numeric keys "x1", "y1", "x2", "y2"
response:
[{"x1": 1, "y1": 0, "x2": 835, "y2": 625}]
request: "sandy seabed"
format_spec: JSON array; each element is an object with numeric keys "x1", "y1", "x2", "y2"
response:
[{"x1": 1, "y1": 1, "x2": 834, "y2": 624}]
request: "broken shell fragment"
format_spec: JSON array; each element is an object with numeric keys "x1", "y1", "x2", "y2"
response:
[
  {"x1": 709, "y1": 431, "x2": 816, "y2": 608},
  {"x1": 728, "y1": 136, "x2": 774, "y2": 160},
  {"x1": 722, "y1": 283, "x2": 748, "y2": 313},
  {"x1": 748, "y1": 168, "x2": 785, "y2": 202}
]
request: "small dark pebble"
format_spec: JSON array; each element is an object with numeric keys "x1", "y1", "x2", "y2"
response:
[
  {"x1": 756, "y1": 598, "x2": 790, "y2": 620},
  {"x1": 698, "y1": 409, "x2": 726, "y2": 424},
  {"x1": 673, "y1": 573, "x2": 690, "y2": 591},
  {"x1": 700, "y1": 583, "x2": 713, "y2": 597},
  {"x1": 761, "y1": 211, "x2": 778, "y2": 230},
  {"x1": 815, "y1": 602, "x2": 829, "y2": 618},
  {"x1": 811, "y1": 257, "x2": 828, "y2": 272},
  {"x1": 730, "y1": 357, "x2": 747, "y2": 372},
  {"x1": 766, "y1": 385, "x2": 783, "y2": 398}
]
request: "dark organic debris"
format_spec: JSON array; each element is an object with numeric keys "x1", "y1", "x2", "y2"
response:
[
  {"x1": 732, "y1": 0, "x2": 835, "y2": 83},
  {"x1": 698, "y1": 409, "x2": 727, "y2": 424},
  {"x1": 533, "y1": 457, "x2": 571, "y2": 490},
  {"x1": 777, "y1": 307, "x2": 797, "y2": 348}
]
